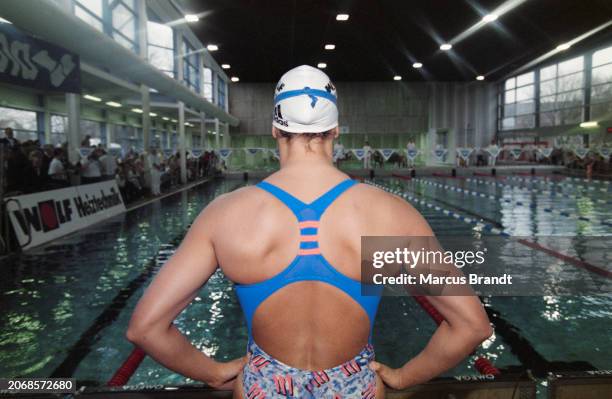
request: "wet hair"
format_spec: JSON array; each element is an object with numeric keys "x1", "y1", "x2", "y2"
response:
[{"x1": 277, "y1": 129, "x2": 334, "y2": 152}]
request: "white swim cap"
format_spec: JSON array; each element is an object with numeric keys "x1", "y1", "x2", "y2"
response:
[{"x1": 272, "y1": 65, "x2": 338, "y2": 133}]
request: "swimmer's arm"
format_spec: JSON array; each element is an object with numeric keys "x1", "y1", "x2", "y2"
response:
[
  {"x1": 371, "y1": 200, "x2": 492, "y2": 389},
  {"x1": 126, "y1": 197, "x2": 245, "y2": 388}
]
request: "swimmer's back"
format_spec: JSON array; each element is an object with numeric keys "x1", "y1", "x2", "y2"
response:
[{"x1": 207, "y1": 167, "x2": 431, "y2": 370}]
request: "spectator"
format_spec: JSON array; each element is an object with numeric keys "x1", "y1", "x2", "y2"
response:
[
  {"x1": 1, "y1": 127, "x2": 20, "y2": 149},
  {"x1": 48, "y1": 148, "x2": 69, "y2": 188},
  {"x1": 5, "y1": 144, "x2": 29, "y2": 193},
  {"x1": 148, "y1": 148, "x2": 162, "y2": 196},
  {"x1": 23, "y1": 150, "x2": 47, "y2": 193},
  {"x1": 98, "y1": 148, "x2": 117, "y2": 181},
  {"x1": 80, "y1": 148, "x2": 103, "y2": 184}
]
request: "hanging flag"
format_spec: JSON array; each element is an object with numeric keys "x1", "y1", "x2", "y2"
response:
[
  {"x1": 269, "y1": 148, "x2": 280, "y2": 160},
  {"x1": 456, "y1": 147, "x2": 473, "y2": 161},
  {"x1": 485, "y1": 145, "x2": 501, "y2": 160},
  {"x1": 573, "y1": 147, "x2": 589, "y2": 159},
  {"x1": 244, "y1": 148, "x2": 262, "y2": 155},
  {"x1": 598, "y1": 147, "x2": 610, "y2": 161},
  {"x1": 378, "y1": 148, "x2": 395, "y2": 161},
  {"x1": 78, "y1": 147, "x2": 93, "y2": 158},
  {"x1": 510, "y1": 148, "x2": 523, "y2": 159},
  {"x1": 432, "y1": 148, "x2": 447, "y2": 162},
  {"x1": 191, "y1": 148, "x2": 204, "y2": 158},
  {"x1": 352, "y1": 148, "x2": 366, "y2": 160},
  {"x1": 538, "y1": 147, "x2": 554, "y2": 158},
  {"x1": 406, "y1": 148, "x2": 419, "y2": 161},
  {"x1": 217, "y1": 148, "x2": 233, "y2": 160}
]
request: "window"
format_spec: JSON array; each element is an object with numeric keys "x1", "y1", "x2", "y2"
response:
[
  {"x1": 111, "y1": 1, "x2": 137, "y2": 51},
  {"x1": 182, "y1": 40, "x2": 200, "y2": 93},
  {"x1": 50, "y1": 114, "x2": 67, "y2": 146},
  {"x1": 590, "y1": 46, "x2": 612, "y2": 120},
  {"x1": 0, "y1": 107, "x2": 38, "y2": 141},
  {"x1": 501, "y1": 71, "x2": 535, "y2": 130},
  {"x1": 147, "y1": 20, "x2": 174, "y2": 77},
  {"x1": 538, "y1": 56, "x2": 584, "y2": 127},
  {"x1": 203, "y1": 67, "x2": 213, "y2": 102},
  {"x1": 74, "y1": 0, "x2": 103, "y2": 32},
  {"x1": 217, "y1": 76, "x2": 226, "y2": 109},
  {"x1": 80, "y1": 120, "x2": 102, "y2": 141},
  {"x1": 74, "y1": 0, "x2": 137, "y2": 51}
]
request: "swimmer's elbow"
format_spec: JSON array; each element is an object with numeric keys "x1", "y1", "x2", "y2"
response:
[{"x1": 469, "y1": 318, "x2": 493, "y2": 345}]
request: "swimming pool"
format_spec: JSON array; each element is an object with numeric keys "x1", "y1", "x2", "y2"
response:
[{"x1": 0, "y1": 176, "x2": 609, "y2": 392}]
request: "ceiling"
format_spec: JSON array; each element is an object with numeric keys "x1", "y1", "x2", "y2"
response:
[{"x1": 179, "y1": 0, "x2": 612, "y2": 83}]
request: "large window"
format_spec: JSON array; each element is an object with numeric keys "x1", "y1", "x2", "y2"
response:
[
  {"x1": 111, "y1": 0, "x2": 137, "y2": 51},
  {"x1": 539, "y1": 56, "x2": 584, "y2": 126},
  {"x1": 183, "y1": 40, "x2": 200, "y2": 93},
  {"x1": 501, "y1": 71, "x2": 535, "y2": 130},
  {"x1": 0, "y1": 106, "x2": 38, "y2": 141},
  {"x1": 203, "y1": 67, "x2": 213, "y2": 102},
  {"x1": 74, "y1": 0, "x2": 137, "y2": 52},
  {"x1": 147, "y1": 20, "x2": 174, "y2": 77},
  {"x1": 50, "y1": 114, "x2": 67, "y2": 146},
  {"x1": 217, "y1": 77, "x2": 226, "y2": 109},
  {"x1": 590, "y1": 46, "x2": 612, "y2": 120}
]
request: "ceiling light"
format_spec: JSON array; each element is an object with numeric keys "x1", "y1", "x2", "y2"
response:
[
  {"x1": 324, "y1": 44, "x2": 336, "y2": 50},
  {"x1": 185, "y1": 14, "x2": 199, "y2": 23},
  {"x1": 482, "y1": 14, "x2": 498, "y2": 23},
  {"x1": 171, "y1": 119, "x2": 178, "y2": 123},
  {"x1": 336, "y1": 14, "x2": 349, "y2": 21},
  {"x1": 556, "y1": 43, "x2": 571, "y2": 51},
  {"x1": 393, "y1": 75, "x2": 402, "y2": 81},
  {"x1": 105, "y1": 101, "x2": 121, "y2": 107},
  {"x1": 149, "y1": 112, "x2": 157, "y2": 117},
  {"x1": 207, "y1": 44, "x2": 218, "y2": 51},
  {"x1": 580, "y1": 121, "x2": 598, "y2": 128},
  {"x1": 231, "y1": 76, "x2": 240, "y2": 82},
  {"x1": 412, "y1": 62, "x2": 423, "y2": 68},
  {"x1": 440, "y1": 43, "x2": 452, "y2": 51},
  {"x1": 83, "y1": 94, "x2": 101, "y2": 102},
  {"x1": 221, "y1": 64, "x2": 231, "y2": 69},
  {"x1": 476, "y1": 75, "x2": 485, "y2": 81},
  {"x1": 0, "y1": 17, "x2": 12, "y2": 24},
  {"x1": 162, "y1": 117, "x2": 169, "y2": 121},
  {"x1": 317, "y1": 63, "x2": 327, "y2": 69},
  {"x1": 131, "y1": 108, "x2": 143, "y2": 113}
]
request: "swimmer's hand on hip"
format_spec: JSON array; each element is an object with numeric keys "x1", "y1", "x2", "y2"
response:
[{"x1": 208, "y1": 356, "x2": 248, "y2": 389}]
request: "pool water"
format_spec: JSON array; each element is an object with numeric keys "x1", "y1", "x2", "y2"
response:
[{"x1": 0, "y1": 176, "x2": 609, "y2": 391}]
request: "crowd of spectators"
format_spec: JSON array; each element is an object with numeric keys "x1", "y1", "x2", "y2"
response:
[{"x1": 1, "y1": 128, "x2": 220, "y2": 204}]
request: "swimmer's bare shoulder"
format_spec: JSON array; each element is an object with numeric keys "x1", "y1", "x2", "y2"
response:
[{"x1": 346, "y1": 182, "x2": 434, "y2": 236}]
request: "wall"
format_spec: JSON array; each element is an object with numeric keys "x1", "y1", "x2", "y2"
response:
[{"x1": 229, "y1": 80, "x2": 497, "y2": 164}]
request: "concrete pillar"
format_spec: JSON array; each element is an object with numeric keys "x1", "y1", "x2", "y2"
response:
[
  {"x1": 167, "y1": 128, "x2": 171, "y2": 149},
  {"x1": 141, "y1": 85, "x2": 150, "y2": 151},
  {"x1": 65, "y1": 93, "x2": 80, "y2": 165},
  {"x1": 200, "y1": 111, "x2": 206, "y2": 149},
  {"x1": 178, "y1": 101, "x2": 187, "y2": 184},
  {"x1": 106, "y1": 123, "x2": 113, "y2": 145},
  {"x1": 214, "y1": 118, "x2": 220, "y2": 148},
  {"x1": 43, "y1": 96, "x2": 51, "y2": 145}
]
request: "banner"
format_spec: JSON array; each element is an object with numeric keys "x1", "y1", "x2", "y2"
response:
[
  {"x1": 573, "y1": 147, "x2": 589, "y2": 159},
  {"x1": 244, "y1": 148, "x2": 262, "y2": 155},
  {"x1": 598, "y1": 147, "x2": 610, "y2": 161},
  {"x1": 485, "y1": 145, "x2": 501, "y2": 160},
  {"x1": 432, "y1": 148, "x2": 447, "y2": 162},
  {"x1": 6, "y1": 180, "x2": 126, "y2": 250},
  {"x1": 406, "y1": 148, "x2": 419, "y2": 161},
  {"x1": 269, "y1": 148, "x2": 280, "y2": 160},
  {"x1": 191, "y1": 148, "x2": 203, "y2": 158},
  {"x1": 0, "y1": 23, "x2": 81, "y2": 93},
  {"x1": 217, "y1": 148, "x2": 232, "y2": 160},
  {"x1": 509, "y1": 148, "x2": 523, "y2": 159},
  {"x1": 378, "y1": 148, "x2": 395, "y2": 161},
  {"x1": 456, "y1": 147, "x2": 473, "y2": 161},
  {"x1": 352, "y1": 148, "x2": 366, "y2": 160},
  {"x1": 538, "y1": 147, "x2": 554, "y2": 158},
  {"x1": 162, "y1": 148, "x2": 174, "y2": 158}
]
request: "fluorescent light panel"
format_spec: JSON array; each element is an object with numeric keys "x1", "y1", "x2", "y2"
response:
[
  {"x1": 476, "y1": 75, "x2": 485, "y2": 81},
  {"x1": 336, "y1": 14, "x2": 349, "y2": 21},
  {"x1": 84, "y1": 94, "x2": 101, "y2": 102},
  {"x1": 580, "y1": 121, "x2": 598, "y2": 128},
  {"x1": 393, "y1": 75, "x2": 402, "y2": 81},
  {"x1": 440, "y1": 43, "x2": 452, "y2": 51},
  {"x1": 317, "y1": 63, "x2": 327, "y2": 69},
  {"x1": 221, "y1": 64, "x2": 231, "y2": 69},
  {"x1": 185, "y1": 14, "x2": 199, "y2": 22},
  {"x1": 231, "y1": 76, "x2": 239, "y2": 82},
  {"x1": 105, "y1": 101, "x2": 121, "y2": 107},
  {"x1": 324, "y1": 44, "x2": 336, "y2": 50},
  {"x1": 412, "y1": 62, "x2": 423, "y2": 68},
  {"x1": 207, "y1": 44, "x2": 218, "y2": 51}
]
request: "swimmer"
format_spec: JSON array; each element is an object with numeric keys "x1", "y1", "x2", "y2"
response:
[{"x1": 126, "y1": 65, "x2": 492, "y2": 398}]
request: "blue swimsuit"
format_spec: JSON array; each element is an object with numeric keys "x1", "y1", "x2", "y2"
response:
[{"x1": 234, "y1": 179, "x2": 382, "y2": 398}]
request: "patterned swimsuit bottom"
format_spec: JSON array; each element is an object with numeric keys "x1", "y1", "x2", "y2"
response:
[{"x1": 242, "y1": 340, "x2": 377, "y2": 399}]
